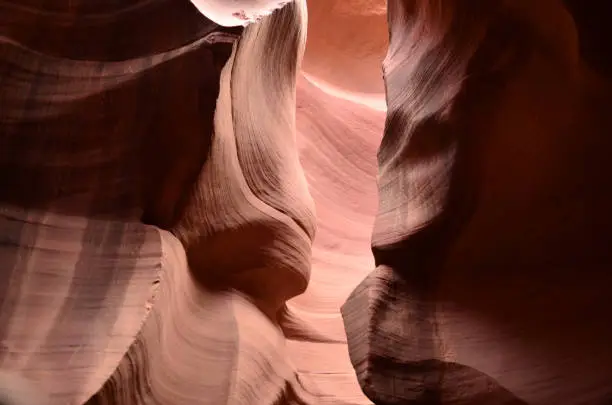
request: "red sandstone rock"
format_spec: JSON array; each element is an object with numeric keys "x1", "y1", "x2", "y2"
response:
[
  {"x1": 1, "y1": 1, "x2": 611, "y2": 404},
  {"x1": 342, "y1": 1, "x2": 612, "y2": 404}
]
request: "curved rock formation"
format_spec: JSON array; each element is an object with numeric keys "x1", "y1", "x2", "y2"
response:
[
  {"x1": 1, "y1": 0, "x2": 612, "y2": 404},
  {"x1": 342, "y1": 1, "x2": 612, "y2": 404},
  {"x1": 0, "y1": 0, "x2": 241, "y2": 401}
]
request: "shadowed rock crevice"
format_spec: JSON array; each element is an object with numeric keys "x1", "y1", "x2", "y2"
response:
[{"x1": 2, "y1": 1, "x2": 612, "y2": 404}]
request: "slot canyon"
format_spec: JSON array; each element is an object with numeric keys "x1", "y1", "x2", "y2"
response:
[{"x1": 1, "y1": 0, "x2": 611, "y2": 404}]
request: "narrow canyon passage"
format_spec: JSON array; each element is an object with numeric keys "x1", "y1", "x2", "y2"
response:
[
  {"x1": 292, "y1": 1, "x2": 612, "y2": 404},
  {"x1": 1, "y1": 1, "x2": 612, "y2": 405},
  {"x1": 287, "y1": 75, "x2": 383, "y2": 403},
  {"x1": 284, "y1": 3, "x2": 386, "y2": 402}
]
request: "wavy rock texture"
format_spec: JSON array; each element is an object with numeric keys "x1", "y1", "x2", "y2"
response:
[
  {"x1": 88, "y1": 3, "x2": 323, "y2": 404},
  {"x1": 0, "y1": 0, "x2": 241, "y2": 403},
  {"x1": 342, "y1": 1, "x2": 612, "y2": 404},
  {"x1": 1, "y1": 0, "x2": 612, "y2": 405}
]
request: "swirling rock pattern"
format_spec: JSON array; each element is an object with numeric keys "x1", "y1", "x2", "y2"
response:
[
  {"x1": 1, "y1": 0, "x2": 612, "y2": 404},
  {"x1": 342, "y1": 1, "x2": 612, "y2": 404},
  {"x1": 1, "y1": 0, "x2": 327, "y2": 403},
  {"x1": 89, "y1": 3, "x2": 321, "y2": 404},
  {"x1": 0, "y1": 0, "x2": 240, "y2": 403}
]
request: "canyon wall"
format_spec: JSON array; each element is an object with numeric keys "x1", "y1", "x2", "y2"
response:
[
  {"x1": 1, "y1": 0, "x2": 612, "y2": 404},
  {"x1": 341, "y1": 1, "x2": 612, "y2": 404}
]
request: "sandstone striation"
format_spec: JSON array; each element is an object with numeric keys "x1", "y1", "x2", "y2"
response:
[
  {"x1": 1, "y1": 0, "x2": 611, "y2": 405},
  {"x1": 342, "y1": 1, "x2": 612, "y2": 404}
]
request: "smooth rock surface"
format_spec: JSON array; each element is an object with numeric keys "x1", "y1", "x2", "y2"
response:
[
  {"x1": 2, "y1": 0, "x2": 612, "y2": 404},
  {"x1": 342, "y1": 1, "x2": 612, "y2": 404}
]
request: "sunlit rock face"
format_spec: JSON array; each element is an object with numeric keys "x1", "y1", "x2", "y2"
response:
[{"x1": 1, "y1": 0, "x2": 611, "y2": 405}]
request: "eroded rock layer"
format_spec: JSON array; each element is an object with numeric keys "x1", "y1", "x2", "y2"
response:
[
  {"x1": 0, "y1": 0, "x2": 243, "y2": 403},
  {"x1": 2, "y1": 0, "x2": 612, "y2": 404},
  {"x1": 88, "y1": 3, "x2": 323, "y2": 403},
  {"x1": 342, "y1": 1, "x2": 612, "y2": 404}
]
